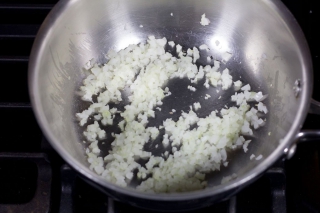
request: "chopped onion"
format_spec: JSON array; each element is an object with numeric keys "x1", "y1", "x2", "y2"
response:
[
  {"x1": 200, "y1": 44, "x2": 210, "y2": 51},
  {"x1": 255, "y1": 154, "x2": 263, "y2": 160},
  {"x1": 200, "y1": 13, "x2": 210, "y2": 26},
  {"x1": 77, "y1": 36, "x2": 268, "y2": 193}
]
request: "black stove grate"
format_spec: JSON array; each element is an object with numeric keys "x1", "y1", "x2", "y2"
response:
[
  {"x1": 0, "y1": 152, "x2": 287, "y2": 213},
  {"x1": 0, "y1": 1, "x2": 319, "y2": 212},
  {"x1": 0, "y1": 153, "x2": 51, "y2": 213}
]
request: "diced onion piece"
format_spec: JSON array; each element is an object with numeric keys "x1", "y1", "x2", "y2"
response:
[
  {"x1": 77, "y1": 36, "x2": 268, "y2": 193},
  {"x1": 199, "y1": 44, "x2": 210, "y2": 51},
  {"x1": 200, "y1": 14, "x2": 210, "y2": 26}
]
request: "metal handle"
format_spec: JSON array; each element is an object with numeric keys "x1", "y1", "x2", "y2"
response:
[
  {"x1": 296, "y1": 130, "x2": 320, "y2": 142},
  {"x1": 285, "y1": 99, "x2": 320, "y2": 159},
  {"x1": 308, "y1": 99, "x2": 320, "y2": 115},
  {"x1": 297, "y1": 98, "x2": 320, "y2": 143},
  {"x1": 285, "y1": 130, "x2": 320, "y2": 160}
]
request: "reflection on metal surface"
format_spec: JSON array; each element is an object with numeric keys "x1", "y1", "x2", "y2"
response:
[
  {"x1": 116, "y1": 35, "x2": 140, "y2": 51},
  {"x1": 293, "y1": 79, "x2": 301, "y2": 98},
  {"x1": 210, "y1": 35, "x2": 230, "y2": 53},
  {"x1": 285, "y1": 143, "x2": 297, "y2": 160}
]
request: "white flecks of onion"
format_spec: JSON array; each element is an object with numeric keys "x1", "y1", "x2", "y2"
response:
[
  {"x1": 200, "y1": 13, "x2": 210, "y2": 26},
  {"x1": 255, "y1": 92, "x2": 268, "y2": 102},
  {"x1": 243, "y1": 140, "x2": 251, "y2": 153},
  {"x1": 204, "y1": 94, "x2": 211, "y2": 99},
  {"x1": 76, "y1": 108, "x2": 94, "y2": 126},
  {"x1": 257, "y1": 102, "x2": 268, "y2": 114},
  {"x1": 204, "y1": 79, "x2": 210, "y2": 88},
  {"x1": 221, "y1": 173, "x2": 237, "y2": 184},
  {"x1": 162, "y1": 134, "x2": 169, "y2": 147},
  {"x1": 193, "y1": 47, "x2": 200, "y2": 63},
  {"x1": 255, "y1": 154, "x2": 263, "y2": 160},
  {"x1": 187, "y1": 85, "x2": 196, "y2": 92},
  {"x1": 199, "y1": 44, "x2": 210, "y2": 51},
  {"x1": 220, "y1": 68, "x2": 233, "y2": 90},
  {"x1": 241, "y1": 84, "x2": 251, "y2": 91},
  {"x1": 176, "y1": 44, "x2": 182, "y2": 53},
  {"x1": 77, "y1": 36, "x2": 268, "y2": 193},
  {"x1": 250, "y1": 154, "x2": 255, "y2": 160},
  {"x1": 234, "y1": 80, "x2": 242, "y2": 91},
  {"x1": 168, "y1": 41, "x2": 175, "y2": 47},
  {"x1": 193, "y1": 102, "x2": 201, "y2": 111}
]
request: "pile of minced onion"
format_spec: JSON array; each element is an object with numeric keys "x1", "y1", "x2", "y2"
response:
[{"x1": 76, "y1": 36, "x2": 268, "y2": 193}]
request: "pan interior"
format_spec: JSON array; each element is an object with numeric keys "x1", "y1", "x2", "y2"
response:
[{"x1": 30, "y1": 0, "x2": 310, "y2": 196}]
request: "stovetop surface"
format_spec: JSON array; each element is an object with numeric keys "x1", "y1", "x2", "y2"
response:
[{"x1": 0, "y1": 0, "x2": 320, "y2": 212}]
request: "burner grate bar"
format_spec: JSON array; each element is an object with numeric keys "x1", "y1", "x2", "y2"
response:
[
  {"x1": 0, "y1": 102, "x2": 31, "y2": 108},
  {"x1": 0, "y1": 24, "x2": 39, "y2": 38},
  {"x1": 267, "y1": 167, "x2": 287, "y2": 213},
  {"x1": 108, "y1": 198, "x2": 115, "y2": 213},
  {"x1": 0, "y1": 56, "x2": 29, "y2": 62},
  {"x1": 0, "y1": 4, "x2": 54, "y2": 9},
  {"x1": 228, "y1": 196, "x2": 236, "y2": 213},
  {"x1": 0, "y1": 153, "x2": 52, "y2": 213},
  {"x1": 59, "y1": 164, "x2": 77, "y2": 213}
]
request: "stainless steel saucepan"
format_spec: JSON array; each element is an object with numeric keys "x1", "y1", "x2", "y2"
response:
[{"x1": 29, "y1": 0, "x2": 320, "y2": 211}]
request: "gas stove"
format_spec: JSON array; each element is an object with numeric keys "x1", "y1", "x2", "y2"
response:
[{"x1": 0, "y1": 0, "x2": 319, "y2": 212}]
